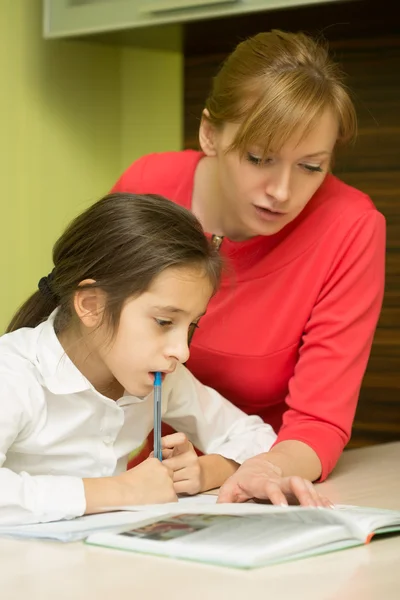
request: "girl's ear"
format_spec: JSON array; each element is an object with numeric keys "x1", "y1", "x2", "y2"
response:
[
  {"x1": 199, "y1": 109, "x2": 218, "y2": 157},
  {"x1": 73, "y1": 280, "x2": 106, "y2": 328}
]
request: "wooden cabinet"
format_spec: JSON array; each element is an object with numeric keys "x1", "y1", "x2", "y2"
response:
[{"x1": 43, "y1": 0, "x2": 341, "y2": 39}]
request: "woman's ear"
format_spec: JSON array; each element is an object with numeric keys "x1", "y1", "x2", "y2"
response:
[
  {"x1": 199, "y1": 109, "x2": 218, "y2": 157},
  {"x1": 73, "y1": 280, "x2": 106, "y2": 329}
]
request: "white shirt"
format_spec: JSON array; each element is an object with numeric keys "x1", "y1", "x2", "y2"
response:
[{"x1": 0, "y1": 313, "x2": 276, "y2": 525}]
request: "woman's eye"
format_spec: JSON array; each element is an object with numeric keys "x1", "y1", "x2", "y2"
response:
[
  {"x1": 155, "y1": 319, "x2": 172, "y2": 328},
  {"x1": 246, "y1": 153, "x2": 262, "y2": 165},
  {"x1": 301, "y1": 163, "x2": 323, "y2": 173},
  {"x1": 246, "y1": 153, "x2": 272, "y2": 166}
]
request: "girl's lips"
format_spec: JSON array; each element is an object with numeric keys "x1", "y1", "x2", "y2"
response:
[{"x1": 149, "y1": 372, "x2": 170, "y2": 383}]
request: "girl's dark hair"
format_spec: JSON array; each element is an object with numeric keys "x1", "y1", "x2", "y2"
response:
[{"x1": 6, "y1": 193, "x2": 222, "y2": 334}]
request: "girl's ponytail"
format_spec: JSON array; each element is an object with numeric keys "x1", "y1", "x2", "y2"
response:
[{"x1": 6, "y1": 272, "x2": 58, "y2": 333}]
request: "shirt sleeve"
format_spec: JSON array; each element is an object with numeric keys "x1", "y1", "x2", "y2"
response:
[
  {"x1": 275, "y1": 210, "x2": 386, "y2": 481},
  {"x1": 0, "y1": 375, "x2": 86, "y2": 526},
  {"x1": 110, "y1": 155, "x2": 148, "y2": 193},
  {"x1": 162, "y1": 363, "x2": 277, "y2": 464}
]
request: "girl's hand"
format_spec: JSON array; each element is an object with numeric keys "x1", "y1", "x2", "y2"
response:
[
  {"x1": 116, "y1": 457, "x2": 178, "y2": 505},
  {"x1": 217, "y1": 455, "x2": 333, "y2": 507},
  {"x1": 160, "y1": 432, "x2": 203, "y2": 496},
  {"x1": 84, "y1": 457, "x2": 177, "y2": 514}
]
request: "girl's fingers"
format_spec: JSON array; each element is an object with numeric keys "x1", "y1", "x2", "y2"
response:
[
  {"x1": 161, "y1": 448, "x2": 174, "y2": 460},
  {"x1": 173, "y1": 480, "x2": 199, "y2": 496},
  {"x1": 161, "y1": 432, "x2": 188, "y2": 449},
  {"x1": 163, "y1": 452, "x2": 197, "y2": 473}
]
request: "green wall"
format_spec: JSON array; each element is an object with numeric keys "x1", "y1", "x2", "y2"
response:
[{"x1": 0, "y1": 0, "x2": 182, "y2": 331}]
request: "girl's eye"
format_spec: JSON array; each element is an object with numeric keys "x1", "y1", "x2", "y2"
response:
[
  {"x1": 188, "y1": 322, "x2": 199, "y2": 344},
  {"x1": 301, "y1": 163, "x2": 323, "y2": 173},
  {"x1": 155, "y1": 319, "x2": 172, "y2": 328}
]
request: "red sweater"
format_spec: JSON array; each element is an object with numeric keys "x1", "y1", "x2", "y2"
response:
[{"x1": 112, "y1": 150, "x2": 386, "y2": 480}]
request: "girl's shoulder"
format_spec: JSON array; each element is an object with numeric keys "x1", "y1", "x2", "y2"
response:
[{"x1": 0, "y1": 327, "x2": 46, "y2": 399}]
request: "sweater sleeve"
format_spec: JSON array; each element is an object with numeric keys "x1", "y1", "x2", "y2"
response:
[
  {"x1": 275, "y1": 210, "x2": 386, "y2": 480},
  {"x1": 0, "y1": 375, "x2": 86, "y2": 525}
]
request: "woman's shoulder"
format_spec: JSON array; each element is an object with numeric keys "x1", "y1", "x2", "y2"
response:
[
  {"x1": 112, "y1": 150, "x2": 203, "y2": 198},
  {"x1": 298, "y1": 174, "x2": 385, "y2": 245},
  {"x1": 315, "y1": 174, "x2": 383, "y2": 220}
]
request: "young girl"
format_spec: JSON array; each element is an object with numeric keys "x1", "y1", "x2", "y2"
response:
[
  {"x1": 0, "y1": 193, "x2": 329, "y2": 526},
  {"x1": 111, "y1": 30, "x2": 386, "y2": 501}
]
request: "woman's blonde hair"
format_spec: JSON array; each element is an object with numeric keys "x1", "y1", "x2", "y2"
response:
[{"x1": 204, "y1": 30, "x2": 357, "y2": 156}]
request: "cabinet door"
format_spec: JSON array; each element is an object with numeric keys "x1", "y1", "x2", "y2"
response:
[{"x1": 44, "y1": 0, "x2": 340, "y2": 39}]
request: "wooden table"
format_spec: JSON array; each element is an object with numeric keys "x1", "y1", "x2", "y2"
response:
[{"x1": 1, "y1": 442, "x2": 399, "y2": 600}]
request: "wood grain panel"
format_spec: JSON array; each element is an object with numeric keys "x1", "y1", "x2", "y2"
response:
[{"x1": 183, "y1": 0, "x2": 400, "y2": 448}]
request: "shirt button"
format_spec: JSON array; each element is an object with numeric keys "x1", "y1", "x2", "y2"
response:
[{"x1": 103, "y1": 436, "x2": 113, "y2": 446}]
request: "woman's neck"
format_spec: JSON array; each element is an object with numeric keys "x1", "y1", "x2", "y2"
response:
[
  {"x1": 192, "y1": 157, "x2": 225, "y2": 236},
  {"x1": 191, "y1": 156, "x2": 254, "y2": 242}
]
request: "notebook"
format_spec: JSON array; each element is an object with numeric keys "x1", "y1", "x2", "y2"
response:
[
  {"x1": 85, "y1": 503, "x2": 400, "y2": 569},
  {"x1": 0, "y1": 494, "x2": 218, "y2": 542}
]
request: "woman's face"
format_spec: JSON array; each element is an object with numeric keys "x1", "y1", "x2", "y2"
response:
[{"x1": 200, "y1": 109, "x2": 339, "y2": 240}]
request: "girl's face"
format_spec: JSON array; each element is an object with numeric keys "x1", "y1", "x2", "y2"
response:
[
  {"x1": 94, "y1": 266, "x2": 213, "y2": 398},
  {"x1": 200, "y1": 108, "x2": 339, "y2": 241}
]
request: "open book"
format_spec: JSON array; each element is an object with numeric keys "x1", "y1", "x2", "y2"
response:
[{"x1": 85, "y1": 503, "x2": 400, "y2": 569}]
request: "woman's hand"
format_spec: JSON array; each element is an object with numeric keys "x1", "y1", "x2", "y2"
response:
[{"x1": 217, "y1": 454, "x2": 333, "y2": 507}]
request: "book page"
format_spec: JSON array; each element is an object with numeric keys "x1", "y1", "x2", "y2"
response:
[
  {"x1": 332, "y1": 505, "x2": 400, "y2": 540},
  {"x1": 88, "y1": 509, "x2": 355, "y2": 568}
]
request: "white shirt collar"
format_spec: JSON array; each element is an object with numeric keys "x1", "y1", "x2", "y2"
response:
[
  {"x1": 35, "y1": 310, "x2": 149, "y2": 405},
  {"x1": 35, "y1": 309, "x2": 93, "y2": 395}
]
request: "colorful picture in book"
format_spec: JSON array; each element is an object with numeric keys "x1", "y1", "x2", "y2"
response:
[{"x1": 121, "y1": 513, "x2": 240, "y2": 542}]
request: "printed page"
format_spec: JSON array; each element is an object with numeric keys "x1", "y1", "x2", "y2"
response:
[{"x1": 87, "y1": 508, "x2": 355, "y2": 568}]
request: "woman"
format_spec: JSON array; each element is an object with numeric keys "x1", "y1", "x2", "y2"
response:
[{"x1": 112, "y1": 30, "x2": 385, "y2": 503}]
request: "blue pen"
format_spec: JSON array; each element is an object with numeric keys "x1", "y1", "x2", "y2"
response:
[{"x1": 153, "y1": 372, "x2": 162, "y2": 461}]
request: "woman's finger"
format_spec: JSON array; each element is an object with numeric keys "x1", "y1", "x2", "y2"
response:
[
  {"x1": 304, "y1": 479, "x2": 328, "y2": 507},
  {"x1": 284, "y1": 476, "x2": 318, "y2": 507},
  {"x1": 257, "y1": 482, "x2": 288, "y2": 506}
]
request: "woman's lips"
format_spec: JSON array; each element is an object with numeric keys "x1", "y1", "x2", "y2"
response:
[{"x1": 254, "y1": 205, "x2": 287, "y2": 221}]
